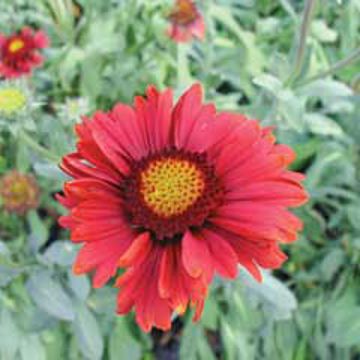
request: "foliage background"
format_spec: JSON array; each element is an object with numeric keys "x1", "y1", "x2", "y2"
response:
[{"x1": 0, "y1": 0, "x2": 359, "y2": 359}]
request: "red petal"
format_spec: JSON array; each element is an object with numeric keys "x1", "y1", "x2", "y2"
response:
[
  {"x1": 202, "y1": 229, "x2": 238, "y2": 279},
  {"x1": 118, "y1": 232, "x2": 152, "y2": 267},
  {"x1": 182, "y1": 230, "x2": 212, "y2": 279}
]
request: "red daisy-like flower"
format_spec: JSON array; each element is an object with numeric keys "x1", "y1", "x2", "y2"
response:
[
  {"x1": 167, "y1": 0, "x2": 205, "y2": 43},
  {"x1": 0, "y1": 170, "x2": 39, "y2": 215},
  {"x1": 0, "y1": 27, "x2": 49, "y2": 79},
  {"x1": 58, "y1": 84, "x2": 308, "y2": 332}
]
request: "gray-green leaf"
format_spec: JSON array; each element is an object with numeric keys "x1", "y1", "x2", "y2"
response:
[
  {"x1": 73, "y1": 303, "x2": 104, "y2": 360},
  {"x1": 26, "y1": 271, "x2": 75, "y2": 321}
]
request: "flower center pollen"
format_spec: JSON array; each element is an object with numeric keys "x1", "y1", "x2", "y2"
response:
[
  {"x1": 140, "y1": 158, "x2": 204, "y2": 218},
  {"x1": 123, "y1": 149, "x2": 223, "y2": 241},
  {"x1": 9, "y1": 39, "x2": 25, "y2": 53}
]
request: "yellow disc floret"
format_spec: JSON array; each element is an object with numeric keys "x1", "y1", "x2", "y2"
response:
[
  {"x1": 8, "y1": 39, "x2": 25, "y2": 53},
  {"x1": 140, "y1": 158, "x2": 205, "y2": 218},
  {"x1": 0, "y1": 87, "x2": 27, "y2": 115}
]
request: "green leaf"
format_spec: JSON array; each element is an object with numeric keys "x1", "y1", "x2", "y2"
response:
[
  {"x1": 19, "y1": 334, "x2": 46, "y2": 360},
  {"x1": 27, "y1": 211, "x2": 49, "y2": 253},
  {"x1": 326, "y1": 291, "x2": 360, "y2": 347},
  {"x1": 16, "y1": 140, "x2": 31, "y2": 173},
  {"x1": 0, "y1": 241, "x2": 10, "y2": 256},
  {"x1": 319, "y1": 249, "x2": 345, "y2": 282},
  {"x1": 0, "y1": 308, "x2": 21, "y2": 360},
  {"x1": 220, "y1": 318, "x2": 254, "y2": 360},
  {"x1": 305, "y1": 113, "x2": 344, "y2": 137},
  {"x1": 252, "y1": 73, "x2": 283, "y2": 94},
  {"x1": 57, "y1": 47, "x2": 85, "y2": 90},
  {"x1": 84, "y1": 16, "x2": 120, "y2": 54},
  {"x1": 240, "y1": 270, "x2": 297, "y2": 320},
  {"x1": 109, "y1": 317, "x2": 142, "y2": 360},
  {"x1": 277, "y1": 89, "x2": 306, "y2": 131},
  {"x1": 73, "y1": 303, "x2": 104, "y2": 360},
  {"x1": 68, "y1": 271, "x2": 90, "y2": 302},
  {"x1": 87, "y1": 287, "x2": 117, "y2": 315},
  {"x1": 311, "y1": 20, "x2": 338, "y2": 43},
  {"x1": 201, "y1": 293, "x2": 219, "y2": 331},
  {"x1": 34, "y1": 163, "x2": 68, "y2": 181},
  {"x1": 347, "y1": 202, "x2": 360, "y2": 231},
  {"x1": 179, "y1": 320, "x2": 216, "y2": 360},
  {"x1": 210, "y1": 4, "x2": 265, "y2": 76},
  {"x1": 291, "y1": 138, "x2": 320, "y2": 170},
  {"x1": 43, "y1": 328, "x2": 66, "y2": 360},
  {"x1": 197, "y1": 333, "x2": 216, "y2": 360},
  {"x1": 26, "y1": 271, "x2": 75, "y2": 321},
  {"x1": 80, "y1": 55, "x2": 103, "y2": 101},
  {"x1": 179, "y1": 321, "x2": 202, "y2": 360},
  {"x1": 0, "y1": 262, "x2": 24, "y2": 287},
  {"x1": 298, "y1": 79, "x2": 353, "y2": 99},
  {"x1": 43, "y1": 241, "x2": 78, "y2": 267}
]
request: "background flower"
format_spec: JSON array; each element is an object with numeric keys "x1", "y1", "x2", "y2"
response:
[
  {"x1": 0, "y1": 27, "x2": 49, "y2": 78},
  {"x1": 167, "y1": 0, "x2": 205, "y2": 42},
  {"x1": 0, "y1": 83, "x2": 27, "y2": 117},
  {"x1": 0, "y1": 170, "x2": 39, "y2": 215}
]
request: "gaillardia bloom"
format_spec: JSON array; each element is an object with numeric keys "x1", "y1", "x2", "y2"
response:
[
  {"x1": 167, "y1": 0, "x2": 205, "y2": 43},
  {"x1": 0, "y1": 27, "x2": 49, "y2": 79},
  {"x1": 0, "y1": 171, "x2": 39, "y2": 215},
  {"x1": 58, "y1": 84, "x2": 308, "y2": 331},
  {"x1": 0, "y1": 81, "x2": 29, "y2": 117}
]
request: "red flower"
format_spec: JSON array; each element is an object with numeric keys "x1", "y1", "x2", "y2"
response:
[
  {"x1": 167, "y1": 0, "x2": 205, "y2": 43},
  {"x1": 58, "y1": 84, "x2": 308, "y2": 332},
  {"x1": 0, "y1": 170, "x2": 39, "y2": 215},
  {"x1": 0, "y1": 27, "x2": 49, "y2": 79}
]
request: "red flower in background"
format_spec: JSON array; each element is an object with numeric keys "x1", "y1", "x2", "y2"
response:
[
  {"x1": 167, "y1": 0, "x2": 205, "y2": 43},
  {"x1": 0, "y1": 27, "x2": 49, "y2": 79},
  {"x1": 0, "y1": 170, "x2": 39, "y2": 215},
  {"x1": 58, "y1": 84, "x2": 308, "y2": 332}
]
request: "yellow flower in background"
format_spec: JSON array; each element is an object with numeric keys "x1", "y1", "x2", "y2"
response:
[
  {"x1": 0, "y1": 81, "x2": 29, "y2": 117},
  {"x1": 0, "y1": 170, "x2": 39, "y2": 215},
  {"x1": 0, "y1": 87, "x2": 27, "y2": 115}
]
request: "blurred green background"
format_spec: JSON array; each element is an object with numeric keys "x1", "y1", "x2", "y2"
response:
[{"x1": 0, "y1": 0, "x2": 359, "y2": 359}]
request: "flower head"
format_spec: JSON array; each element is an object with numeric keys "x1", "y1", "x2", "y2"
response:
[
  {"x1": 58, "y1": 84, "x2": 308, "y2": 332},
  {"x1": 0, "y1": 27, "x2": 49, "y2": 79},
  {"x1": 0, "y1": 170, "x2": 40, "y2": 215},
  {"x1": 0, "y1": 80, "x2": 30, "y2": 117},
  {"x1": 167, "y1": 0, "x2": 205, "y2": 43},
  {"x1": 57, "y1": 97, "x2": 90, "y2": 126}
]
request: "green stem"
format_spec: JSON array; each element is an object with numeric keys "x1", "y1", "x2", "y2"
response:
[
  {"x1": 177, "y1": 43, "x2": 192, "y2": 90},
  {"x1": 286, "y1": 0, "x2": 317, "y2": 86},
  {"x1": 19, "y1": 130, "x2": 59, "y2": 164},
  {"x1": 298, "y1": 47, "x2": 360, "y2": 86}
]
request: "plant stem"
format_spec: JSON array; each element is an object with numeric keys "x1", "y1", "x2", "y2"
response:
[
  {"x1": 177, "y1": 43, "x2": 192, "y2": 90},
  {"x1": 19, "y1": 130, "x2": 60, "y2": 164},
  {"x1": 286, "y1": 0, "x2": 317, "y2": 86},
  {"x1": 298, "y1": 47, "x2": 360, "y2": 86}
]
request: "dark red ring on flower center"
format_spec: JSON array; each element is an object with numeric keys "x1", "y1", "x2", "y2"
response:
[{"x1": 122, "y1": 147, "x2": 223, "y2": 241}]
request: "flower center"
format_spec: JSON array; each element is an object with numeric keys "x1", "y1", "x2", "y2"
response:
[
  {"x1": 9, "y1": 181, "x2": 30, "y2": 201},
  {"x1": 8, "y1": 39, "x2": 25, "y2": 53},
  {"x1": 140, "y1": 158, "x2": 205, "y2": 218},
  {"x1": 169, "y1": 0, "x2": 198, "y2": 26},
  {"x1": 122, "y1": 148, "x2": 223, "y2": 241},
  {"x1": 0, "y1": 88, "x2": 27, "y2": 115}
]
